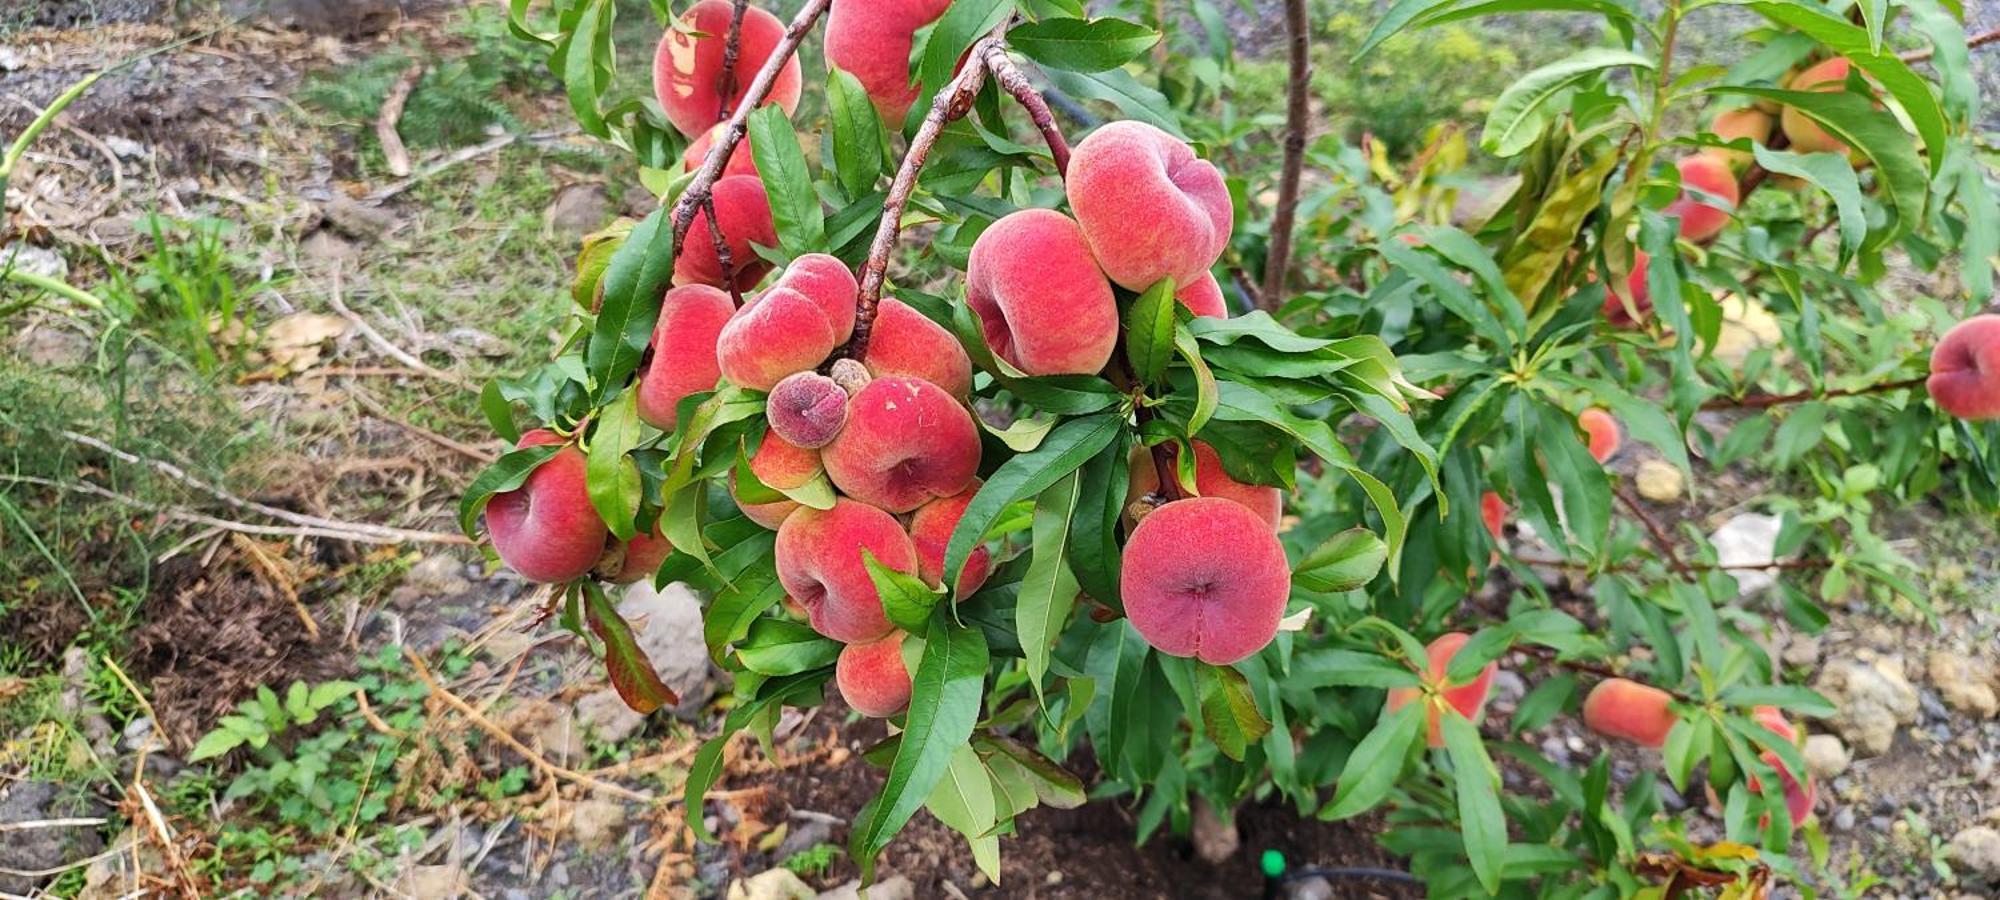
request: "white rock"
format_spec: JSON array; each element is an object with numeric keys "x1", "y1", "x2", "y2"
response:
[
  {"x1": 1814, "y1": 658, "x2": 1921, "y2": 756},
  {"x1": 1928, "y1": 651, "x2": 1998, "y2": 719},
  {"x1": 1191, "y1": 796, "x2": 1240, "y2": 864},
  {"x1": 569, "y1": 797, "x2": 628, "y2": 850},
  {"x1": 1709, "y1": 513, "x2": 1783, "y2": 599},
  {"x1": 1635, "y1": 460, "x2": 1684, "y2": 503},
  {"x1": 1, "y1": 244, "x2": 68, "y2": 281},
  {"x1": 728, "y1": 868, "x2": 815, "y2": 900},
  {"x1": 1802, "y1": 734, "x2": 1851, "y2": 779},
  {"x1": 575, "y1": 688, "x2": 646, "y2": 743},
  {"x1": 815, "y1": 876, "x2": 914, "y2": 900},
  {"x1": 1949, "y1": 826, "x2": 2000, "y2": 880},
  {"x1": 620, "y1": 581, "x2": 716, "y2": 716},
  {"x1": 395, "y1": 865, "x2": 467, "y2": 898}
]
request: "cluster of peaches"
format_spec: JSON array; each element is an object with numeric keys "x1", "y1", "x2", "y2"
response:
[{"x1": 484, "y1": 0, "x2": 1303, "y2": 718}]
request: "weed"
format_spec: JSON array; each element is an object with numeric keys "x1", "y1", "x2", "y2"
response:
[{"x1": 781, "y1": 842, "x2": 843, "y2": 879}]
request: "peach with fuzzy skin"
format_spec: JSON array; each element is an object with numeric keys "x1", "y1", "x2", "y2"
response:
[
  {"x1": 1120, "y1": 497, "x2": 1291, "y2": 666},
  {"x1": 1927, "y1": 315, "x2": 2000, "y2": 421},
  {"x1": 1602, "y1": 250, "x2": 1652, "y2": 328},
  {"x1": 837, "y1": 632, "x2": 913, "y2": 717},
  {"x1": 609, "y1": 524, "x2": 673, "y2": 584},
  {"x1": 774, "y1": 498, "x2": 919, "y2": 642},
  {"x1": 1128, "y1": 441, "x2": 1283, "y2": 529},
  {"x1": 965, "y1": 209, "x2": 1119, "y2": 376},
  {"x1": 674, "y1": 175, "x2": 777, "y2": 292},
  {"x1": 1709, "y1": 108, "x2": 1773, "y2": 172},
  {"x1": 1384, "y1": 632, "x2": 1500, "y2": 748},
  {"x1": 1066, "y1": 121, "x2": 1233, "y2": 292},
  {"x1": 769, "y1": 253, "x2": 859, "y2": 343},
  {"x1": 823, "y1": 0, "x2": 954, "y2": 124},
  {"x1": 1177, "y1": 272, "x2": 1229, "y2": 318},
  {"x1": 653, "y1": 0, "x2": 802, "y2": 138},
  {"x1": 908, "y1": 483, "x2": 992, "y2": 597},
  {"x1": 823, "y1": 377, "x2": 981, "y2": 513},
  {"x1": 1578, "y1": 408, "x2": 1623, "y2": 464},
  {"x1": 486, "y1": 430, "x2": 607, "y2": 584},
  {"x1": 713, "y1": 254, "x2": 860, "y2": 391},
  {"x1": 1582, "y1": 677, "x2": 1678, "y2": 748},
  {"x1": 730, "y1": 433, "x2": 820, "y2": 530},
  {"x1": 766, "y1": 371, "x2": 849, "y2": 448},
  {"x1": 862, "y1": 298, "x2": 974, "y2": 399},
  {"x1": 636, "y1": 284, "x2": 736, "y2": 430},
  {"x1": 681, "y1": 124, "x2": 758, "y2": 179},
  {"x1": 1781, "y1": 58, "x2": 1860, "y2": 156},
  {"x1": 1666, "y1": 153, "x2": 1740, "y2": 243}
]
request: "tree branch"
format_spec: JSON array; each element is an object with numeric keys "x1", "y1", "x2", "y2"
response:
[
  {"x1": 982, "y1": 44, "x2": 1072, "y2": 176},
  {"x1": 1261, "y1": 0, "x2": 1310, "y2": 307},
  {"x1": 670, "y1": 0, "x2": 832, "y2": 253},
  {"x1": 714, "y1": 0, "x2": 751, "y2": 121},
  {"x1": 1700, "y1": 375, "x2": 1926, "y2": 411},
  {"x1": 1900, "y1": 26, "x2": 2000, "y2": 64}
]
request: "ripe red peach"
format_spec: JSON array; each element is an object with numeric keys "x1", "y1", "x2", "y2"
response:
[
  {"x1": 965, "y1": 209, "x2": 1119, "y2": 376},
  {"x1": 1177, "y1": 272, "x2": 1228, "y2": 318},
  {"x1": 1065, "y1": 121, "x2": 1233, "y2": 292},
  {"x1": 823, "y1": 0, "x2": 953, "y2": 124},
  {"x1": 1748, "y1": 705, "x2": 1815, "y2": 825},
  {"x1": 1602, "y1": 250, "x2": 1652, "y2": 328},
  {"x1": 1120, "y1": 497, "x2": 1291, "y2": 666},
  {"x1": 1667, "y1": 153, "x2": 1740, "y2": 243},
  {"x1": 730, "y1": 432, "x2": 821, "y2": 530},
  {"x1": 1927, "y1": 315, "x2": 2000, "y2": 421},
  {"x1": 674, "y1": 175, "x2": 777, "y2": 292},
  {"x1": 837, "y1": 632, "x2": 913, "y2": 717},
  {"x1": 1781, "y1": 58, "x2": 1861, "y2": 156},
  {"x1": 1709, "y1": 107, "x2": 1774, "y2": 172},
  {"x1": 774, "y1": 498, "x2": 919, "y2": 642},
  {"x1": 609, "y1": 524, "x2": 673, "y2": 584},
  {"x1": 713, "y1": 254, "x2": 860, "y2": 391},
  {"x1": 766, "y1": 371, "x2": 849, "y2": 448},
  {"x1": 1578, "y1": 408, "x2": 1623, "y2": 464},
  {"x1": 822, "y1": 377, "x2": 981, "y2": 513},
  {"x1": 1480, "y1": 491, "x2": 1507, "y2": 543},
  {"x1": 769, "y1": 253, "x2": 860, "y2": 343},
  {"x1": 1128, "y1": 441, "x2": 1283, "y2": 529},
  {"x1": 681, "y1": 123, "x2": 758, "y2": 179},
  {"x1": 486, "y1": 430, "x2": 608, "y2": 583},
  {"x1": 862, "y1": 298, "x2": 974, "y2": 399},
  {"x1": 1582, "y1": 677, "x2": 1678, "y2": 748},
  {"x1": 1384, "y1": 632, "x2": 1500, "y2": 748},
  {"x1": 653, "y1": 0, "x2": 802, "y2": 138},
  {"x1": 908, "y1": 484, "x2": 992, "y2": 597},
  {"x1": 636, "y1": 284, "x2": 736, "y2": 430}
]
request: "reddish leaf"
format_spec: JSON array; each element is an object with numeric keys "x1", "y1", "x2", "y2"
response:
[{"x1": 584, "y1": 584, "x2": 678, "y2": 714}]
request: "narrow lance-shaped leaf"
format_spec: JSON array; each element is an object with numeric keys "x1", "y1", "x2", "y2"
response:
[
  {"x1": 584, "y1": 582, "x2": 679, "y2": 714},
  {"x1": 943, "y1": 413, "x2": 1123, "y2": 591},
  {"x1": 588, "y1": 206, "x2": 676, "y2": 403},
  {"x1": 1018, "y1": 472, "x2": 1082, "y2": 701},
  {"x1": 586, "y1": 390, "x2": 644, "y2": 541},
  {"x1": 1320, "y1": 700, "x2": 1425, "y2": 820},
  {"x1": 1007, "y1": 17, "x2": 1161, "y2": 73},
  {"x1": 1441, "y1": 712, "x2": 1507, "y2": 894},
  {"x1": 1125, "y1": 277, "x2": 1177, "y2": 386},
  {"x1": 1482, "y1": 50, "x2": 1654, "y2": 158},
  {"x1": 458, "y1": 444, "x2": 563, "y2": 537},
  {"x1": 747, "y1": 105, "x2": 825, "y2": 259},
  {"x1": 850, "y1": 618, "x2": 990, "y2": 879},
  {"x1": 1194, "y1": 662, "x2": 1270, "y2": 762}
]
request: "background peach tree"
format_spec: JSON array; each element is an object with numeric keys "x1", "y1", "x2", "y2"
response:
[{"x1": 468, "y1": 0, "x2": 1997, "y2": 893}]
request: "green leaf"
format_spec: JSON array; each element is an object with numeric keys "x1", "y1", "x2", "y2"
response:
[
  {"x1": 746, "y1": 106, "x2": 823, "y2": 259},
  {"x1": 1482, "y1": 50, "x2": 1654, "y2": 158},
  {"x1": 925, "y1": 746, "x2": 1001, "y2": 884},
  {"x1": 976, "y1": 734, "x2": 1087, "y2": 808},
  {"x1": 1714, "y1": 87, "x2": 1925, "y2": 251},
  {"x1": 1172, "y1": 327, "x2": 1218, "y2": 437},
  {"x1": 1321, "y1": 701, "x2": 1425, "y2": 820},
  {"x1": 1500, "y1": 148, "x2": 1621, "y2": 307},
  {"x1": 1718, "y1": 684, "x2": 1837, "y2": 718},
  {"x1": 685, "y1": 673, "x2": 827, "y2": 841},
  {"x1": 943, "y1": 413, "x2": 1123, "y2": 592},
  {"x1": 851, "y1": 619, "x2": 990, "y2": 879},
  {"x1": 188, "y1": 728, "x2": 247, "y2": 762},
  {"x1": 1510, "y1": 673, "x2": 1575, "y2": 734},
  {"x1": 1294, "y1": 528, "x2": 1388, "y2": 593},
  {"x1": 1195, "y1": 663, "x2": 1270, "y2": 761},
  {"x1": 586, "y1": 390, "x2": 644, "y2": 541},
  {"x1": 1534, "y1": 401, "x2": 1611, "y2": 559},
  {"x1": 865, "y1": 549, "x2": 945, "y2": 632},
  {"x1": 1287, "y1": 648, "x2": 1423, "y2": 690},
  {"x1": 736, "y1": 618, "x2": 842, "y2": 676},
  {"x1": 560, "y1": 0, "x2": 611, "y2": 138},
  {"x1": 1018, "y1": 473, "x2": 1082, "y2": 700},
  {"x1": 1440, "y1": 712, "x2": 1507, "y2": 894},
  {"x1": 1007, "y1": 16, "x2": 1161, "y2": 73},
  {"x1": 584, "y1": 582, "x2": 678, "y2": 714},
  {"x1": 588, "y1": 206, "x2": 676, "y2": 404},
  {"x1": 920, "y1": 0, "x2": 1016, "y2": 100},
  {"x1": 1378, "y1": 241, "x2": 1511, "y2": 351},
  {"x1": 1124, "y1": 277, "x2": 1177, "y2": 386},
  {"x1": 1068, "y1": 437, "x2": 1128, "y2": 612},
  {"x1": 1041, "y1": 67, "x2": 1186, "y2": 138},
  {"x1": 458, "y1": 444, "x2": 564, "y2": 538},
  {"x1": 1748, "y1": 145, "x2": 1866, "y2": 266},
  {"x1": 480, "y1": 380, "x2": 519, "y2": 444},
  {"x1": 825, "y1": 67, "x2": 887, "y2": 201}
]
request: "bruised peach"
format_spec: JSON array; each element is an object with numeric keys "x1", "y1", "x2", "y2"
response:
[
  {"x1": 823, "y1": 0, "x2": 953, "y2": 124},
  {"x1": 965, "y1": 209, "x2": 1119, "y2": 376},
  {"x1": 1781, "y1": 58, "x2": 1861, "y2": 156},
  {"x1": 636, "y1": 284, "x2": 735, "y2": 430},
  {"x1": 837, "y1": 632, "x2": 913, "y2": 717},
  {"x1": 1066, "y1": 121, "x2": 1233, "y2": 292},
  {"x1": 774, "y1": 498, "x2": 919, "y2": 642},
  {"x1": 674, "y1": 175, "x2": 777, "y2": 292},
  {"x1": 822, "y1": 377, "x2": 981, "y2": 513},
  {"x1": 729, "y1": 432, "x2": 820, "y2": 530},
  {"x1": 682, "y1": 123, "x2": 758, "y2": 179},
  {"x1": 908, "y1": 483, "x2": 992, "y2": 597},
  {"x1": 1665, "y1": 153, "x2": 1739, "y2": 243},
  {"x1": 863, "y1": 298, "x2": 974, "y2": 399},
  {"x1": 1177, "y1": 271, "x2": 1229, "y2": 318},
  {"x1": 1128, "y1": 441, "x2": 1283, "y2": 529},
  {"x1": 766, "y1": 371, "x2": 849, "y2": 448},
  {"x1": 1582, "y1": 677, "x2": 1678, "y2": 748},
  {"x1": 653, "y1": 0, "x2": 802, "y2": 138},
  {"x1": 1120, "y1": 497, "x2": 1291, "y2": 665},
  {"x1": 486, "y1": 430, "x2": 607, "y2": 583},
  {"x1": 1578, "y1": 408, "x2": 1623, "y2": 464},
  {"x1": 1602, "y1": 250, "x2": 1652, "y2": 328},
  {"x1": 1384, "y1": 632, "x2": 1500, "y2": 748},
  {"x1": 1927, "y1": 315, "x2": 2000, "y2": 421}
]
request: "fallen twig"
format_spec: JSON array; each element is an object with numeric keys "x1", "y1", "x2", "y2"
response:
[
  {"x1": 326, "y1": 265, "x2": 473, "y2": 390},
  {"x1": 363, "y1": 129, "x2": 575, "y2": 203},
  {"x1": 376, "y1": 62, "x2": 426, "y2": 178},
  {"x1": 231, "y1": 532, "x2": 319, "y2": 639},
  {"x1": 3, "y1": 473, "x2": 469, "y2": 546},
  {"x1": 345, "y1": 384, "x2": 500, "y2": 463}
]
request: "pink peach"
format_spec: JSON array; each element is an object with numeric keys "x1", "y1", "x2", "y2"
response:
[
  {"x1": 1582, "y1": 678, "x2": 1678, "y2": 749},
  {"x1": 823, "y1": 0, "x2": 954, "y2": 124},
  {"x1": 674, "y1": 175, "x2": 777, "y2": 292},
  {"x1": 653, "y1": 0, "x2": 803, "y2": 138},
  {"x1": 636, "y1": 284, "x2": 735, "y2": 430},
  {"x1": 774, "y1": 498, "x2": 919, "y2": 642},
  {"x1": 1128, "y1": 441, "x2": 1283, "y2": 529},
  {"x1": 1666, "y1": 153, "x2": 1740, "y2": 243},
  {"x1": 908, "y1": 483, "x2": 992, "y2": 597},
  {"x1": 1927, "y1": 315, "x2": 2000, "y2": 420},
  {"x1": 837, "y1": 632, "x2": 913, "y2": 717},
  {"x1": 1120, "y1": 497, "x2": 1291, "y2": 666},
  {"x1": 822, "y1": 377, "x2": 981, "y2": 513},
  {"x1": 965, "y1": 209, "x2": 1119, "y2": 376},
  {"x1": 486, "y1": 430, "x2": 608, "y2": 583},
  {"x1": 1065, "y1": 121, "x2": 1233, "y2": 292},
  {"x1": 1384, "y1": 632, "x2": 1500, "y2": 748},
  {"x1": 862, "y1": 298, "x2": 974, "y2": 399}
]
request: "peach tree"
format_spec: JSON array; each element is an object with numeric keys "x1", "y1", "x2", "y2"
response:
[{"x1": 471, "y1": 0, "x2": 1997, "y2": 893}]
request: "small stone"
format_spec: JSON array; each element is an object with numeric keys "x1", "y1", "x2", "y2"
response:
[
  {"x1": 1286, "y1": 876, "x2": 1336, "y2": 900},
  {"x1": 621, "y1": 582, "x2": 717, "y2": 717},
  {"x1": 1928, "y1": 651, "x2": 1998, "y2": 719},
  {"x1": 1803, "y1": 734, "x2": 1851, "y2": 779},
  {"x1": 1635, "y1": 460, "x2": 1684, "y2": 502},
  {"x1": 321, "y1": 196, "x2": 399, "y2": 241},
  {"x1": 1709, "y1": 513, "x2": 1783, "y2": 598},
  {"x1": 1191, "y1": 796, "x2": 1239, "y2": 864},
  {"x1": 300, "y1": 229, "x2": 357, "y2": 262},
  {"x1": 727, "y1": 868, "x2": 815, "y2": 900},
  {"x1": 1949, "y1": 826, "x2": 2000, "y2": 880},
  {"x1": 1, "y1": 243, "x2": 67, "y2": 280},
  {"x1": 1833, "y1": 806, "x2": 1856, "y2": 831},
  {"x1": 1, "y1": 782, "x2": 109, "y2": 895},
  {"x1": 1815, "y1": 657, "x2": 1921, "y2": 756},
  {"x1": 1781, "y1": 633, "x2": 1823, "y2": 669},
  {"x1": 569, "y1": 797, "x2": 628, "y2": 850},
  {"x1": 394, "y1": 865, "x2": 467, "y2": 898},
  {"x1": 575, "y1": 689, "x2": 647, "y2": 744},
  {"x1": 777, "y1": 818, "x2": 834, "y2": 861},
  {"x1": 547, "y1": 183, "x2": 613, "y2": 236},
  {"x1": 1489, "y1": 670, "x2": 1527, "y2": 708}
]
